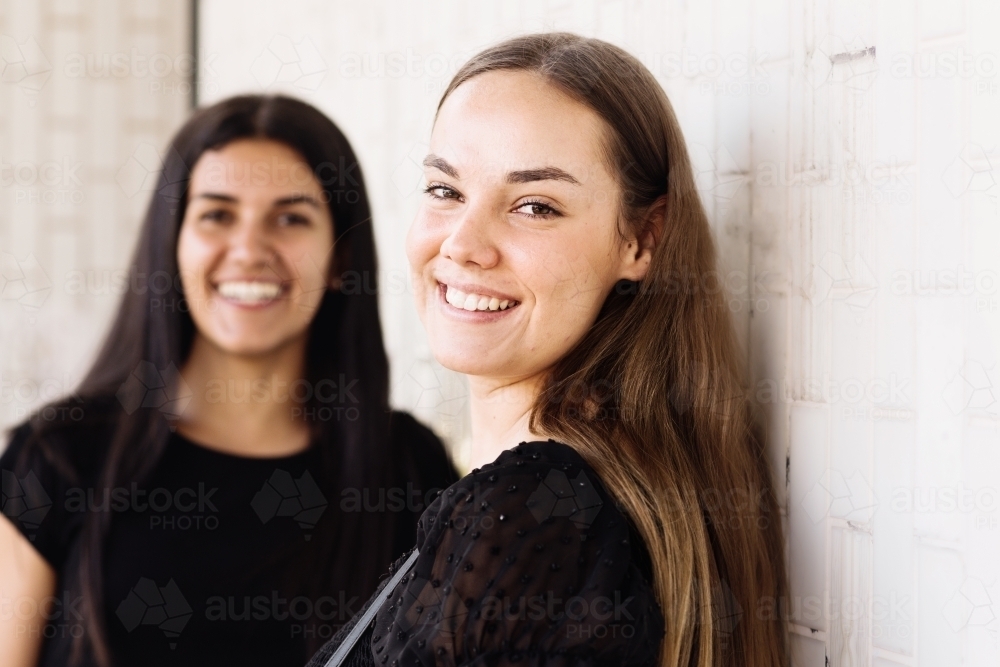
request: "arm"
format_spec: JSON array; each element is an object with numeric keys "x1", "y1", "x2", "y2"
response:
[{"x1": 0, "y1": 513, "x2": 56, "y2": 667}]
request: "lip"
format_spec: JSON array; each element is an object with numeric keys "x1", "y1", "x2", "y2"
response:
[{"x1": 435, "y1": 281, "x2": 521, "y2": 321}]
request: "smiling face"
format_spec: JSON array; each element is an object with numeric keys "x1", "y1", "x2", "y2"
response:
[
  {"x1": 406, "y1": 70, "x2": 653, "y2": 382},
  {"x1": 177, "y1": 138, "x2": 335, "y2": 357}
]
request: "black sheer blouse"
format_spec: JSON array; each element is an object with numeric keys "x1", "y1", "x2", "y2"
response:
[{"x1": 306, "y1": 440, "x2": 664, "y2": 667}]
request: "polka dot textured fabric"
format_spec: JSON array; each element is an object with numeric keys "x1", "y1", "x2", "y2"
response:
[{"x1": 308, "y1": 440, "x2": 664, "y2": 667}]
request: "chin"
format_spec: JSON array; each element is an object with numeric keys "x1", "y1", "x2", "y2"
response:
[
  {"x1": 430, "y1": 345, "x2": 507, "y2": 378},
  {"x1": 211, "y1": 334, "x2": 289, "y2": 358}
]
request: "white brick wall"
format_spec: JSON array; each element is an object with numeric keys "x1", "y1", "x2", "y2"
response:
[{"x1": 0, "y1": 0, "x2": 191, "y2": 429}]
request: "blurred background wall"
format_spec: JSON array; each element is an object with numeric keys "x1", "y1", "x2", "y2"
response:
[
  {"x1": 2, "y1": 1, "x2": 999, "y2": 665},
  {"x1": 0, "y1": 0, "x2": 191, "y2": 424}
]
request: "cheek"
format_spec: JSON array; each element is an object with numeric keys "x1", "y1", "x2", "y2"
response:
[
  {"x1": 288, "y1": 239, "x2": 333, "y2": 290},
  {"x1": 405, "y1": 213, "x2": 439, "y2": 278},
  {"x1": 517, "y1": 235, "x2": 615, "y2": 311},
  {"x1": 176, "y1": 226, "x2": 212, "y2": 291}
]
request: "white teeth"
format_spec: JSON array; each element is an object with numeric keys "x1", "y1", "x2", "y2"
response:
[
  {"x1": 446, "y1": 287, "x2": 464, "y2": 308},
  {"x1": 217, "y1": 281, "x2": 282, "y2": 303},
  {"x1": 444, "y1": 285, "x2": 517, "y2": 312}
]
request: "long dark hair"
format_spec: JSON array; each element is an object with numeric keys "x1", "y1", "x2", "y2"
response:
[
  {"x1": 16, "y1": 95, "x2": 396, "y2": 665},
  {"x1": 441, "y1": 35, "x2": 787, "y2": 667}
]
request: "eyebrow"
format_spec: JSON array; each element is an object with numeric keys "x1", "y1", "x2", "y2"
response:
[
  {"x1": 423, "y1": 154, "x2": 458, "y2": 178},
  {"x1": 274, "y1": 194, "x2": 322, "y2": 209},
  {"x1": 191, "y1": 192, "x2": 238, "y2": 203},
  {"x1": 506, "y1": 167, "x2": 580, "y2": 185},
  {"x1": 190, "y1": 192, "x2": 322, "y2": 208},
  {"x1": 422, "y1": 154, "x2": 581, "y2": 185}
]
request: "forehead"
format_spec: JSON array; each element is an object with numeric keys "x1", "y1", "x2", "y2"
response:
[
  {"x1": 432, "y1": 70, "x2": 611, "y2": 183},
  {"x1": 188, "y1": 138, "x2": 320, "y2": 193}
]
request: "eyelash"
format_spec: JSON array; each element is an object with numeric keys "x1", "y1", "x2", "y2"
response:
[
  {"x1": 514, "y1": 199, "x2": 560, "y2": 219},
  {"x1": 423, "y1": 183, "x2": 461, "y2": 201},
  {"x1": 200, "y1": 209, "x2": 231, "y2": 222},
  {"x1": 423, "y1": 183, "x2": 562, "y2": 219},
  {"x1": 278, "y1": 212, "x2": 309, "y2": 226},
  {"x1": 198, "y1": 209, "x2": 310, "y2": 225}
]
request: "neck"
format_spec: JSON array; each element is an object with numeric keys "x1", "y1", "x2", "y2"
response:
[
  {"x1": 466, "y1": 372, "x2": 547, "y2": 470},
  {"x1": 177, "y1": 334, "x2": 312, "y2": 457}
]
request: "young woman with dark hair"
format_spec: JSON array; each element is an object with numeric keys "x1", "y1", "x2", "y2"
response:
[
  {"x1": 306, "y1": 33, "x2": 787, "y2": 667},
  {"x1": 0, "y1": 95, "x2": 457, "y2": 667}
]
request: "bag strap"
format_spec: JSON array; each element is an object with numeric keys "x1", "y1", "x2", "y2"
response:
[{"x1": 323, "y1": 548, "x2": 420, "y2": 667}]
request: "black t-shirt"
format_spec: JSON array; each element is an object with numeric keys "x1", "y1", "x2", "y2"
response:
[
  {"x1": 0, "y1": 411, "x2": 458, "y2": 667},
  {"x1": 305, "y1": 440, "x2": 665, "y2": 667}
]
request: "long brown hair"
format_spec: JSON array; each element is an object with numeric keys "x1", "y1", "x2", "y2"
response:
[{"x1": 439, "y1": 34, "x2": 787, "y2": 667}]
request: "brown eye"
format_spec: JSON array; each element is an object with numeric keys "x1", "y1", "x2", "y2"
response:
[
  {"x1": 200, "y1": 208, "x2": 232, "y2": 223},
  {"x1": 514, "y1": 201, "x2": 559, "y2": 218},
  {"x1": 277, "y1": 212, "x2": 310, "y2": 226},
  {"x1": 424, "y1": 184, "x2": 461, "y2": 200}
]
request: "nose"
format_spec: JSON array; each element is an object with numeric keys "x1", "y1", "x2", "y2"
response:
[
  {"x1": 439, "y1": 203, "x2": 500, "y2": 269},
  {"x1": 228, "y1": 211, "x2": 276, "y2": 268}
]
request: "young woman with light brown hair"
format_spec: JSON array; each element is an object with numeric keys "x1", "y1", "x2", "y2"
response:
[{"x1": 307, "y1": 32, "x2": 787, "y2": 667}]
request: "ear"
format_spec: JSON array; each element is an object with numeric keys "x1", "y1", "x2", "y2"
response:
[{"x1": 618, "y1": 197, "x2": 665, "y2": 282}]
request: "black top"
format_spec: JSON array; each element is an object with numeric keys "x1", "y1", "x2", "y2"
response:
[
  {"x1": 306, "y1": 440, "x2": 665, "y2": 667},
  {"x1": 0, "y1": 411, "x2": 458, "y2": 667}
]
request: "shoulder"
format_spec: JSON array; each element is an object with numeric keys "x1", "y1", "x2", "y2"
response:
[
  {"x1": 1, "y1": 409, "x2": 114, "y2": 567},
  {"x1": 416, "y1": 440, "x2": 611, "y2": 542},
  {"x1": 373, "y1": 440, "x2": 664, "y2": 665},
  {"x1": 2, "y1": 405, "x2": 113, "y2": 484}
]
